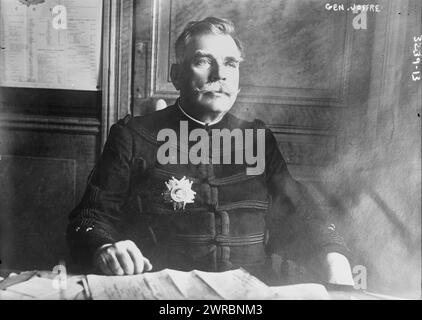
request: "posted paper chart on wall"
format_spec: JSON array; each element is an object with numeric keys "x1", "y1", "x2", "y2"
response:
[{"x1": 0, "y1": 0, "x2": 102, "y2": 91}]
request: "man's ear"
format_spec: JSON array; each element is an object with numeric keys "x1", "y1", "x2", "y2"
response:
[{"x1": 170, "y1": 63, "x2": 181, "y2": 90}]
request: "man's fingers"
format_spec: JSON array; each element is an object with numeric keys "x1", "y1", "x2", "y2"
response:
[
  {"x1": 95, "y1": 253, "x2": 109, "y2": 275},
  {"x1": 105, "y1": 253, "x2": 124, "y2": 276},
  {"x1": 115, "y1": 250, "x2": 135, "y2": 275},
  {"x1": 98, "y1": 255, "x2": 114, "y2": 275},
  {"x1": 127, "y1": 245, "x2": 146, "y2": 274},
  {"x1": 96, "y1": 240, "x2": 152, "y2": 276},
  {"x1": 143, "y1": 257, "x2": 153, "y2": 272},
  {"x1": 127, "y1": 244, "x2": 153, "y2": 274}
]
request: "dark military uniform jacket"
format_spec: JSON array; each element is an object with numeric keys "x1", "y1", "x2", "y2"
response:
[{"x1": 67, "y1": 104, "x2": 350, "y2": 282}]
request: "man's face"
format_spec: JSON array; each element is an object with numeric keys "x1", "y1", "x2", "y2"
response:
[{"x1": 175, "y1": 33, "x2": 242, "y2": 115}]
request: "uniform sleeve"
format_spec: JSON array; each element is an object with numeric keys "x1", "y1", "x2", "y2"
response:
[
  {"x1": 66, "y1": 122, "x2": 134, "y2": 268},
  {"x1": 264, "y1": 128, "x2": 352, "y2": 264}
]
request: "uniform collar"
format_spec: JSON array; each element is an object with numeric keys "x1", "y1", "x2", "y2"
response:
[{"x1": 177, "y1": 99, "x2": 225, "y2": 127}]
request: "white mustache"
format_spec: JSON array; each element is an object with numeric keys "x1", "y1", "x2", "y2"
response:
[{"x1": 194, "y1": 84, "x2": 241, "y2": 95}]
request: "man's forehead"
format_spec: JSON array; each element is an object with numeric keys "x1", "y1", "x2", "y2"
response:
[{"x1": 183, "y1": 33, "x2": 242, "y2": 60}]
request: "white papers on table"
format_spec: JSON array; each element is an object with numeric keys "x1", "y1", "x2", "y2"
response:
[
  {"x1": 0, "y1": 275, "x2": 85, "y2": 300},
  {"x1": 86, "y1": 268, "x2": 330, "y2": 300},
  {"x1": 86, "y1": 269, "x2": 184, "y2": 300}
]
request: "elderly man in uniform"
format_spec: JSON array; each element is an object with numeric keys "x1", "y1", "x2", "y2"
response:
[{"x1": 67, "y1": 17, "x2": 354, "y2": 286}]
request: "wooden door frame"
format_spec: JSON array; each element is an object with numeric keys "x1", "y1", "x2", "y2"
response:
[{"x1": 101, "y1": 0, "x2": 134, "y2": 147}]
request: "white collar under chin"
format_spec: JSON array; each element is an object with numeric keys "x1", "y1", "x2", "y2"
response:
[{"x1": 177, "y1": 101, "x2": 225, "y2": 126}]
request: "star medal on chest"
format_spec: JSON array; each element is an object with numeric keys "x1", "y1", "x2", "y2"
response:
[{"x1": 163, "y1": 176, "x2": 196, "y2": 211}]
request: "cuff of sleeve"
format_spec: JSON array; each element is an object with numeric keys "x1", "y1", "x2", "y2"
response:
[{"x1": 67, "y1": 225, "x2": 116, "y2": 269}]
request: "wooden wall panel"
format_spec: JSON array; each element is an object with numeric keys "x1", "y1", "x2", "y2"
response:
[
  {"x1": 0, "y1": 156, "x2": 75, "y2": 270},
  {"x1": 0, "y1": 118, "x2": 99, "y2": 269},
  {"x1": 154, "y1": 0, "x2": 350, "y2": 106},
  {"x1": 0, "y1": 118, "x2": 99, "y2": 202}
]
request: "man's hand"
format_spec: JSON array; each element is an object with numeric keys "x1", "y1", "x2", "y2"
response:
[
  {"x1": 94, "y1": 240, "x2": 153, "y2": 276},
  {"x1": 324, "y1": 252, "x2": 355, "y2": 286}
]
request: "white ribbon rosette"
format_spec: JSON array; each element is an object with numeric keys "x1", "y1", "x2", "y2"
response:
[{"x1": 163, "y1": 176, "x2": 196, "y2": 211}]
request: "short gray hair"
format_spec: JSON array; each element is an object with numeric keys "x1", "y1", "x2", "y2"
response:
[{"x1": 175, "y1": 17, "x2": 244, "y2": 64}]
